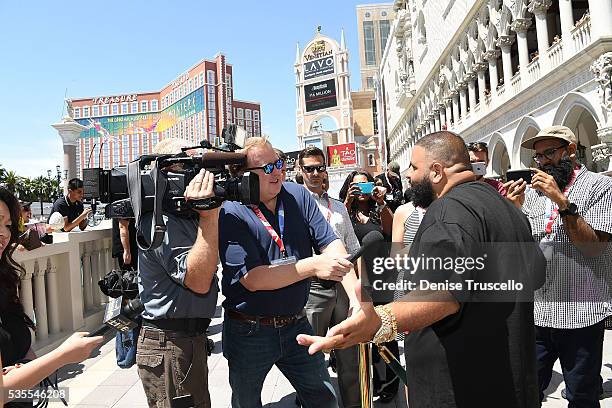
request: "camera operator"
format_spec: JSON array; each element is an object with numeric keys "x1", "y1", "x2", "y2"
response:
[{"x1": 135, "y1": 138, "x2": 219, "y2": 408}]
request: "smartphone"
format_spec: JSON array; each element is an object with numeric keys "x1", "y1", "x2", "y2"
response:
[
  {"x1": 471, "y1": 161, "x2": 487, "y2": 176},
  {"x1": 355, "y1": 182, "x2": 374, "y2": 195},
  {"x1": 506, "y1": 169, "x2": 533, "y2": 184}
]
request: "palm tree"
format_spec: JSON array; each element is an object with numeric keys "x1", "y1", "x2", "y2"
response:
[
  {"x1": 4, "y1": 171, "x2": 18, "y2": 193},
  {"x1": 0, "y1": 164, "x2": 7, "y2": 184}
]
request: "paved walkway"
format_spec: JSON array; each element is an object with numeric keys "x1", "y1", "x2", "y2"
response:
[{"x1": 48, "y1": 297, "x2": 612, "y2": 407}]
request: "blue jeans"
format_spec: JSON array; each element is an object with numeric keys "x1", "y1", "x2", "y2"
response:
[
  {"x1": 222, "y1": 315, "x2": 338, "y2": 408},
  {"x1": 115, "y1": 324, "x2": 141, "y2": 368}
]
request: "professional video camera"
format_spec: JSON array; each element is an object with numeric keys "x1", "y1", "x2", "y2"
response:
[{"x1": 82, "y1": 125, "x2": 259, "y2": 249}]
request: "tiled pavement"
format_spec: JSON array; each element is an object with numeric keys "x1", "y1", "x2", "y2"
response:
[{"x1": 48, "y1": 295, "x2": 612, "y2": 407}]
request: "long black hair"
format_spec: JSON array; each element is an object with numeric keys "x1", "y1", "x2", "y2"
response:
[
  {"x1": 0, "y1": 187, "x2": 34, "y2": 328},
  {"x1": 338, "y1": 170, "x2": 381, "y2": 225}
]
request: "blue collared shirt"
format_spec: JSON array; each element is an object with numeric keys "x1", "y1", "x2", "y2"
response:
[{"x1": 219, "y1": 182, "x2": 338, "y2": 316}]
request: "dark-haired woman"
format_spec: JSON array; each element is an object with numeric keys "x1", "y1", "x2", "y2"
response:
[
  {"x1": 0, "y1": 187, "x2": 103, "y2": 405},
  {"x1": 338, "y1": 170, "x2": 393, "y2": 242},
  {"x1": 338, "y1": 171, "x2": 399, "y2": 402}
]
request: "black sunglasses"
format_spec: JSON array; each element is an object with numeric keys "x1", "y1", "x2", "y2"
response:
[
  {"x1": 302, "y1": 165, "x2": 327, "y2": 174},
  {"x1": 246, "y1": 158, "x2": 285, "y2": 175}
]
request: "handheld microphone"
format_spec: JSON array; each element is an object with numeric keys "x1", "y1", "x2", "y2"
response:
[{"x1": 348, "y1": 230, "x2": 386, "y2": 263}]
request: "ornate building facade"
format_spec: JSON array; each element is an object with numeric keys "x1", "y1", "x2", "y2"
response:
[{"x1": 379, "y1": 0, "x2": 612, "y2": 178}]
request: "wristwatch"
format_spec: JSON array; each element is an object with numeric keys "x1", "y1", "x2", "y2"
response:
[
  {"x1": 372, "y1": 304, "x2": 398, "y2": 344},
  {"x1": 559, "y1": 202, "x2": 578, "y2": 217}
]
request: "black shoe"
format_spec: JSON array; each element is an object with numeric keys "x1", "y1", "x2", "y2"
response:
[{"x1": 561, "y1": 388, "x2": 605, "y2": 400}]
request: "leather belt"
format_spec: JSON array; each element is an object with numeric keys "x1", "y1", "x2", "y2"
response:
[
  {"x1": 142, "y1": 317, "x2": 210, "y2": 334},
  {"x1": 226, "y1": 309, "x2": 305, "y2": 328}
]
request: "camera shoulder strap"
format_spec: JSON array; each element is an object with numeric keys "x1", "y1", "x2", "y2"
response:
[{"x1": 128, "y1": 159, "x2": 167, "y2": 251}]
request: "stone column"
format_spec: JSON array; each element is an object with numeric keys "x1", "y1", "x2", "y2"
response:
[
  {"x1": 528, "y1": 0, "x2": 552, "y2": 58},
  {"x1": 33, "y1": 263, "x2": 49, "y2": 340},
  {"x1": 484, "y1": 49, "x2": 500, "y2": 99},
  {"x1": 588, "y1": 0, "x2": 612, "y2": 39},
  {"x1": 46, "y1": 264, "x2": 61, "y2": 335},
  {"x1": 497, "y1": 35, "x2": 515, "y2": 87},
  {"x1": 511, "y1": 19, "x2": 532, "y2": 73},
  {"x1": 475, "y1": 63, "x2": 488, "y2": 103},
  {"x1": 429, "y1": 115, "x2": 436, "y2": 134},
  {"x1": 451, "y1": 91, "x2": 460, "y2": 125},
  {"x1": 19, "y1": 262, "x2": 35, "y2": 342},
  {"x1": 434, "y1": 110, "x2": 441, "y2": 131},
  {"x1": 590, "y1": 52, "x2": 612, "y2": 171},
  {"x1": 82, "y1": 244, "x2": 94, "y2": 312},
  {"x1": 559, "y1": 0, "x2": 574, "y2": 40},
  {"x1": 466, "y1": 73, "x2": 477, "y2": 111},
  {"x1": 458, "y1": 82, "x2": 468, "y2": 118},
  {"x1": 445, "y1": 98, "x2": 453, "y2": 128},
  {"x1": 439, "y1": 104, "x2": 447, "y2": 129},
  {"x1": 51, "y1": 117, "x2": 88, "y2": 193}
]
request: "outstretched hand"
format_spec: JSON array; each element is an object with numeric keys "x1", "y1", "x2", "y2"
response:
[{"x1": 297, "y1": 279, "x2": 381, "y2": 354}]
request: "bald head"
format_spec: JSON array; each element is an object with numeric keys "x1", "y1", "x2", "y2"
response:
[{"x1": 415, "y1": 131, "x2": 471, "y2": 169}]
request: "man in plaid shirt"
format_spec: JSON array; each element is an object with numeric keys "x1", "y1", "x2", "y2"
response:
[{"x1": 507, "y1": 125, "x2": 612, "y2": 408}]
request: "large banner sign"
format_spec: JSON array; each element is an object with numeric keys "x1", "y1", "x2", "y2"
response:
[
  {"x1": 78, "y1": 88, "x2": 205, "y2": 138},
  {"x1": 327, "y1": 143, "x2": 357, "y2": 166},
  {"x1": 305, "y1": 79, "x2": 337, "y2": 112}
]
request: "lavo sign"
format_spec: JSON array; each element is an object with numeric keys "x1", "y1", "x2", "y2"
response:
[
  {"x1": 304, "y1": 56, "x2": 334, "y2": 80},
  {"x1": 92, "y1": 94, "x2": 137, "y2": 105}
]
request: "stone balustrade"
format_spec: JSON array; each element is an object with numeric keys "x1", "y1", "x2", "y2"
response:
[{"x1": 13, "y1": 220, "x2": 114, "y2": 355}]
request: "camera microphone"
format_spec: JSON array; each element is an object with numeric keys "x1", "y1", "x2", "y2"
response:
[{"x1": 348, "y1": 230, "x2": 386, "y2": 263}]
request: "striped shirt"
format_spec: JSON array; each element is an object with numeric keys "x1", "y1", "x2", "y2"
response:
[
  {"x1": 522, "y1": 165, "x2": 612, "y2": 329},
  {"x1": 306, "y1": 189, "x2": 360, "y2": 255}
]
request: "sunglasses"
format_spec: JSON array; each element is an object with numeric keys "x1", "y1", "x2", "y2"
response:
[
  {"x1": 301, "y1": 165, "x2": 327, "y2": 174},
  {"x1": 532, "y1": 145, "x2": 566, "y2": 162},
  {"x1": 246, "y1": 158, "x2": 285, "y2": 175}
]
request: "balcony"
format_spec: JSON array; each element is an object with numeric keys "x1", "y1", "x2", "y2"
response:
[
  {"x1": 14, "y1": 221, "x2": 113, "y2": 354},
  {"x1": 571, "y1": 16, "x2": 591, "y2": 55}
]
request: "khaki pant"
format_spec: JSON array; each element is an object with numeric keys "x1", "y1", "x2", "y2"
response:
[{"x1": 136, "y1": 327, "x2": 211, "y2": 408}]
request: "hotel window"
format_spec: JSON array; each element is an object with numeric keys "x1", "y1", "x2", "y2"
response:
[
  {"x1": 132, "y1": 134, "x2": 139, "y2": 160},
  {"x1": 141, "y1": 101, "x2": 148, "y2": 113},
  {"x1": 379, "y1": 20, "x2": 391, "y2": 53},
  {"x1": 253, "y1": 111, "x2": 259, "y2": 121},
  {"x1": 363, "y1": 21, "x2": 376, "y2": 65},
  {"x1": 91, "y1": 106, "x2": 97, "y2": 116},
  {"x1": 237, "y1": 108, "x2": 243, "y2": 119},
  {"x1": 366, "y1": 77, "x2": 374, "y2": 89},
  {"x1": 151, "y1": 100, "x2": 158, "y2": 111},
  {"x1": 74, "y1": 108, "x2": 81, "y2": 119},
  {"x1": 112, "y1": 104, "x2": 119, "y2": 115},
  {"x1": 199, "y1": 73, "x2": 204, "y2": 86},
  {"x1": 83, "y1": 106, "x2": 91, "y2": 117},
  {"x1": 131, "y1": 102, "x2": 138, "y2": 113},
  {"x1": 113, "y1": 142, "x2": 120, "y2": 166},
  {"x1": 121, "y1": 103, "x2": 129, "y2": 114},
  {"x1": 142, "y1": 134, "x2": 149, "y2": 155},
  {"x1": 245, "y1": 109, "x2": 252, "y2": 120},
  {"x1": 102, "y1": 105, "x2": 109, "y2": 116}
]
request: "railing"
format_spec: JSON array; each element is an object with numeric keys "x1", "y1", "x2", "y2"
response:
[
  {"x1": 496, "y1": 84, "x2": 506, "y2": 98},
  {"x1": 547, "y1": 40, "x2": 564, "y2": 69},
  {"x1": 14, "y1": 221, "x2": 113, "y2": 354},
  {"x1": 571, "y1": 16, "x2": 591, "y2": 54},
  {"x1": 511, "y1": 72, "x2": 521, "y2": 96},
  {"x1": 526, "y1": 58, "x2": 541, "y2": 84}
]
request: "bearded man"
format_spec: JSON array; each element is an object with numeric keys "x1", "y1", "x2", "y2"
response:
[{"x1": 507, "y1": 125, "x2": 612, "y2": 408}]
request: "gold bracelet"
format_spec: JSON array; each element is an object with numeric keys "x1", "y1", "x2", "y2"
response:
[{"x1": 372, "y1": 304, "x2": 398, "y2": 344}]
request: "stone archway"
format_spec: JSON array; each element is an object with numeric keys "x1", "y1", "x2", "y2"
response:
[
  {"x1": 513, "y1": 115, "x2": 541, "y2": 168},
  {"x1": 561, "y1": 106, "x2": 608, "y2": 172},
  {"x1": 490, "y1": 140, "x2": 511, "y2": 176}
]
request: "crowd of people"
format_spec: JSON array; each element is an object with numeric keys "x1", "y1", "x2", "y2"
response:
[{"x1": 1, "y1": 125, "x2": 610, "y2": 408}]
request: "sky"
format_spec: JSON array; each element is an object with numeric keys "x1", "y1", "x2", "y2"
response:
[{"x1": 0, "y1": 0, "x2": 371, "y2": 178}]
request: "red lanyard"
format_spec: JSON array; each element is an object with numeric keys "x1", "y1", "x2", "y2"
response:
[
  {"x1": 545, "y1": 167, "x2": 580, "y2": 235},
  {"x1": 325, "y1": 196, "x2": 332, "y2": 222},
  {"x1": 250, "y1": 202, "x2": 287, "y2": 258}
]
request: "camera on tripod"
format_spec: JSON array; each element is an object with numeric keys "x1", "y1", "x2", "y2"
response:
[{"x1": 81, "y1": 125, "x2": 260, "y2": 249}]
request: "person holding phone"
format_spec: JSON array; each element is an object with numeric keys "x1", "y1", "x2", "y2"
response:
[
  {"x1": 466, "y1": 142, "x2": 507, "y2": 196},
  {"x1": 506, "y1": 125, "x2": 612, "y2": 407},
  {"x1": 339, "y1": 170, "x2": 393, "y2": 242}
]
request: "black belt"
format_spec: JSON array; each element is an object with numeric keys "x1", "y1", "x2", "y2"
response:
[
  {"x1": 226, "y1": 309, "x2": 305, "y2": 328},
  {"x1": 142, "y1": 317, "x2": 211, "y2": 334}
]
